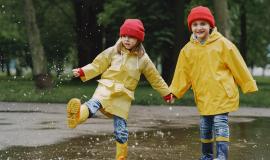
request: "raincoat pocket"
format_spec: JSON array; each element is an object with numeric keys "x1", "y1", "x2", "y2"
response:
[
  {"x1": 111, "y1": 83, "x2": 135, "y2": 100},
  {"x1": 219, "y1": 80, "x2": 236, "y2": 98},
  {"x1": 93, "y1": 83, "x2": 112, "y2": 99},
  {"x1": 97, "y1": 79, "x2": 114, "y2": 88}
]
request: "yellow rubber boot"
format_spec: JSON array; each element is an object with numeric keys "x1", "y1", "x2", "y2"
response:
[
  {"x1": 67, "y1": 98, "x2": 89, "y2": 128},
  {"x1": 78, "y1": 104, "x2": 89, "y2": 124},
  {"x1": 116, "y1": 142, "x2": 128, "y2": 160}
]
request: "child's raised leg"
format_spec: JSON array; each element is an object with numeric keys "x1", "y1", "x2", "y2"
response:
[
  {"x1": 67, "y1": 98, "x2": 101, "y2": 128},
  {"x1": 114, "y1": 116, "x2": 128, "y2": 160}
]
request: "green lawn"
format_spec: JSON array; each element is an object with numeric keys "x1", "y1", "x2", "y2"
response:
[{"x1": 0, "y1": 76, "x2": 269, "y2": 107}]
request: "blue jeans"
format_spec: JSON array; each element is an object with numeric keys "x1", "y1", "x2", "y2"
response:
[
  {"x1": 200, "y1": 113, "x2": 229, "y2": 160},
  {"x1": 84, "y1": 99, "x2": 128, "y2": 144}
]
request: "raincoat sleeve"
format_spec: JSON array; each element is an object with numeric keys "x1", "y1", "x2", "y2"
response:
[
  {"x1": 224, "y1": 44, "x2": 258, "y2": 93},
  {"x1": 80, "y1": 48, "x2": 112, "y2": 82},
  {"x1": 142, "y1": 56, "x2": 170, "y2": 96},
  {"x1": 169, "y1": 50, "x2": 191, "y2": 99}
]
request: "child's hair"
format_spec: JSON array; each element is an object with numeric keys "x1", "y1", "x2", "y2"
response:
[
  {"x1": 116, "y1": 39, "x2": 145, "y2": 57},
  {"x1": 187, "y1": 6, "x2": 215, "y2": 31}
]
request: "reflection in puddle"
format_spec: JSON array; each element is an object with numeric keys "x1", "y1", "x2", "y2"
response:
[{"x1": 0, "y1": 117, "x2": 269, "y2": 160}]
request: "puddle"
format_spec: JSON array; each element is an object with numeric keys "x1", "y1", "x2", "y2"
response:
[
  {"x1": 0, "y1": 117, "x2": 269, "y2": 160},
  {"x1": 0, "y1": 123, "x2": 13, "y2": 125}
]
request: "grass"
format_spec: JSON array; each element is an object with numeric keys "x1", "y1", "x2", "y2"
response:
[{"x1": 0, "y1": 76, "x2": 269, "y2": 107}]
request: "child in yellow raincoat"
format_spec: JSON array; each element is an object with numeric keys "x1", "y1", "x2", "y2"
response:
[
  {"x1": 67, "y1": 19, "x2": 173, "y2": 160},
  {"x1": 170, "y1": 6, "x2": 258, "y2": 160}
]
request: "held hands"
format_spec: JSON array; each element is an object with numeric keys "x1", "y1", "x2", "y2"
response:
[
  {"x1": 163, "y1": 93, "x2": 175, "y2": 104},
  {"x1": 72, "y1": 68, "x2": 84, "y2": 77}
]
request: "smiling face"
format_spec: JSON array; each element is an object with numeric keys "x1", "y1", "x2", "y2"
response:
[
  {"x1": 121, "y1": 36, "x2": 138, "y2": 50},
  {"x1": 191, "y1": 20, "x2": 211, "y2": 42}
]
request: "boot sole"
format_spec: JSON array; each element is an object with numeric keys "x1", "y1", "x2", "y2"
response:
[{"x1": 67, "y1": 98, "x2": 81, "y2": 128}]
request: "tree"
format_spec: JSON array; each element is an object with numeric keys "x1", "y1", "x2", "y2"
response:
[
  {"x1": 213, "y1": 0, "x2": 231, "y2": 39},
  {"x1": 0, "y1": 0, "x2": 27, "y2": 76},
  {"x1": 239, "y1": 2, "x2": 247, "y2": 61},
  {"x1": 24, "y1": 0, "x2": 52, "y2": 89},
  {"x1": 161, "y1": 0, "x2": 188, "y2": 83},
  {"x1": 34, "y1": 0, "x2": 76, "y2": 77},
  {"x1": 0, "y1": 53, "x2": 3, "y2": 72},
  {"x1": 1, "y1": 0, "x2": 76, "y2": 78},
  {"x1": 230, "y1": 0, "x2": 270, "y2": 69},
  {"x1": 73, "y1": 0, "x2": 104, "y2": 68}
]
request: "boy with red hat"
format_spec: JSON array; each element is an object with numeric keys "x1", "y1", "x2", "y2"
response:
[
  {"x1": 67, "y1": 19, "x2": 173, "y2": 160},
  {"x1": 170, "y1": 6, "x2": 258, "y2": 160}
]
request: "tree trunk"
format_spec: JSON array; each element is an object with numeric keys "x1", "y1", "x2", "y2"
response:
[
  {"x1": 162, "y1": 0, "x2": 187, "y2": 83},
  {"x1": 6, "y1": 60, "x2": 10, "y2": 76},
  {"x1": 24, "y1": 0, "x2": 52, "y2": 89},
  {"x1": 0, "y1": 53, "x2": 4, "y2": 72},
  {"x1": 213, "y1": 0, "x2": 231, "y2": 39},
  {"x1": 73, "y1": 0, "x2": 103, "y2": 68},
  {"x1": 250, "y1": 62, "x2": 254, "y2": 76},
  {"x1": 262, "y1": 67, "x2": 265, "y2": 77},
  {"x1": 239, "y1": 3, "x2": 247, "y2": 61}
]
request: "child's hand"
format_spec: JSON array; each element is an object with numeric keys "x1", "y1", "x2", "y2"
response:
[
  {"x1": 163, "y1": 93, "x2": 175, "y2": 104},
  {"x1": 72, "y1": 68, "x2": 83, "y2": 77}
]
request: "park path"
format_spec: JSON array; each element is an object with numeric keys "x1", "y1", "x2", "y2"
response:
[{"x1": 0, "y1": 102, "x2": 269, "y2": 150}]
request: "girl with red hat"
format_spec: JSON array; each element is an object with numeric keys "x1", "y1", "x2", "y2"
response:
[
  {"x1": 67, "y1": 19, "x2": 173, "y2": 160},
  {"x1": 170, "y1": 6, "x2": 258, "y2": 160}
]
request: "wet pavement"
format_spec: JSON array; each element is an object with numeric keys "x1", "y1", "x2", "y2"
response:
[{"x1": 0, "y1": 102, "x2": 270, "y2": 159}]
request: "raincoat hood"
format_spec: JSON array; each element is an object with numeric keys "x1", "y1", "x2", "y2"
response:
[
  {"x1": 190, "y1": 27, "x2": 222, "y2": 45},
  {"x1": 115, "y1": 38, "x2": 145, "y2": 57}
]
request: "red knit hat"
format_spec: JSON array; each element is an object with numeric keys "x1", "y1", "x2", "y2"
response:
[
  {"x1": 187, "y1": 6, "x2": 215, "y2": 30},
  {"x1": 120, "y1": 19, "x2": 145, "y2": 42}
]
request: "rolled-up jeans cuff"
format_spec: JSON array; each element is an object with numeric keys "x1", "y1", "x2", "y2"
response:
[{"x1": 84, "y1": 98, "x2": 102, "y2": 117}]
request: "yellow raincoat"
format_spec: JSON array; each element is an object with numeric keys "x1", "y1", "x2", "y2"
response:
[
  {"x1": 170, "y1": 28, "x2": 258, "y2": 115},
  {"x1": 80, "y1": 42, "x2": 170, "y2": 120}
]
